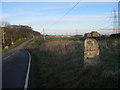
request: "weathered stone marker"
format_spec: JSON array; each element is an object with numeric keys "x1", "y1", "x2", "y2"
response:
[{"x1": 84, "y1": 38, "x2": 100, "y2": 66}]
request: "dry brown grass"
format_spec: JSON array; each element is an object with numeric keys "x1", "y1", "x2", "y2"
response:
[
  {"x1": 39, "y1": 40, "x2": 77, "y2": 56},
  {"x1": 27, "y1": 38, "x2": 119, "y2": 88},
  {"x1": 102, "y1": 70, "x2": 115, "y2": 78},
  {"x1": 28, "y1": 39, "x2": 84, "y2": 88}
]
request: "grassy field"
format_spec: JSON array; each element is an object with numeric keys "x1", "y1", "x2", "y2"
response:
[
  {"x1": 45, "y1": 37, "x2": 81, "y2": 40},
  {"x1": 26, "y1": 37, "x2": 120, "y2": 88}
]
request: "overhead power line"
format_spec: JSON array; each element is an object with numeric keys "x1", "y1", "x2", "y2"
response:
[
  {"x1": 58, "y1": 2, "x2": 79, "y2": 21},
  {"x1": 48, "y1": 2, "x2": 80, "y2": 28}
]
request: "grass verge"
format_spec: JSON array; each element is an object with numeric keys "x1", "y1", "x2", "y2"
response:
[{"x1": 2, "y1": 38, "x2": 29, "y2": 53}]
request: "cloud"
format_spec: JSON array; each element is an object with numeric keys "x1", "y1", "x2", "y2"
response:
[
  {"x1": 9, "y1": 14, "x2": 111, "y2": 35},
  {"x1": 42, "y1": 6, "x2": 65, "y2": 10},
  {"x1": 36, "y1": 11, "x2": 57, "y2": 16},
  {"x1": 41, "y1": 2, "x2": 76, "y2": 10},
  {"x1": 10, "y1": 14, "x2": 110, "y2": 27}
]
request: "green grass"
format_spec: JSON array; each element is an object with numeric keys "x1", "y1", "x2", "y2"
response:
[
  {"x1": 27, "y1": 38, "x2": 120, "y2": 88},
  {"x1": 45, "y1": 37, "x2": 81, "y2": 40},
  {"x1": 3, "y1": 38, "x2": 29, "y2": 53}
]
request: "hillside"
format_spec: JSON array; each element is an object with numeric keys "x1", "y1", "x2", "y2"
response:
[{"x1": 0, "y1": 25, "x2": 41, "y2": 48}]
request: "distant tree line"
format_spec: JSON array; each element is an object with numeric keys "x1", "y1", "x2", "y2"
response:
[
  {"x1": 110, "y1": 33, "x2": 120, "y2": 39},
  {"x1": 0, "y1": 22, "x2": 41, "y2": 48}
]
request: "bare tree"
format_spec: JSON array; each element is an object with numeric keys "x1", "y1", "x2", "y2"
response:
[{"x1": 0, "y1": 21, "x2": 10, "y2": 27}]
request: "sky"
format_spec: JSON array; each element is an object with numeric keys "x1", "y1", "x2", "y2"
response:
[{"x1": 1, "y1": 2, "x2": 118, "y2": 35}]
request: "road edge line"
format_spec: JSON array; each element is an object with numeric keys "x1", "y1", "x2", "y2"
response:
[{"x1": 24, "y1": 50, "x2": 31, "y2": 89}]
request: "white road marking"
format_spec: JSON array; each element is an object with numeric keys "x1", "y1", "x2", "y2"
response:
[
  {"x1": 12, "y1": 50, "x2": 20, "y2": 55},
  {"x1": 24, "y1": 50, "x2": 31, "y2": 89},
  {"x1": 3, "y1": 50, "x2": 19, "y2": 60},
  {"x1": 4, "y1": 56, "x2": 10, "y2": 60}
]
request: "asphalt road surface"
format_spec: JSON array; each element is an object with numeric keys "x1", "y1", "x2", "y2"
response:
[{"x1": 2, "y1": 38, "x2": 33, "y2": 88}]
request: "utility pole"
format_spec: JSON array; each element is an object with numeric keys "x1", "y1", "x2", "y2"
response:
[
  {"x1": 43, "y1": 28, "x2": 45, "y2": 40},
  {"x1": 76, "y1": 29, "x2": 78, "y2": 35},
  {"x1": 2, "y1": 30, "x2": 5, "y2": 47}
]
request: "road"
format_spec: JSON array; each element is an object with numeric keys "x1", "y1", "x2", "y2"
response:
[{"x1": 2, "y1": 38, "x2": 33, "y2": 88}]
